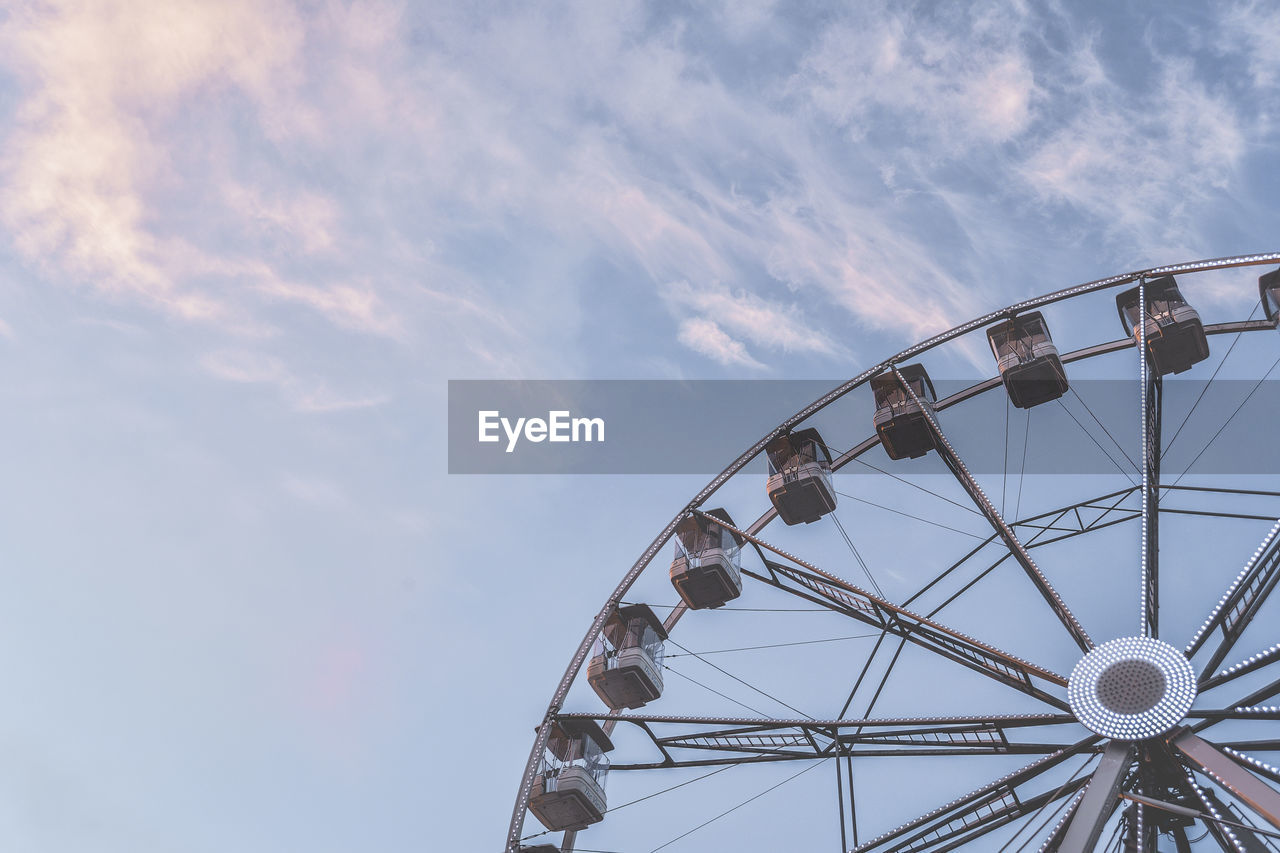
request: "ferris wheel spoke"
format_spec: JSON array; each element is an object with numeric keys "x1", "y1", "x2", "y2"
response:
[
  {"x1": 1055, "y1": 740, "x2": 1134, "y2": 853},
  {"x1": 706, "y1": 512, "x2": 1071, "y2": 711},
  {"x1": 556, "y1": 712, "x2": 1083, "y2": 769},
  {"x1": 1189, "y1": 706, "x2": 1280, "y2": 724},
  {"x1": 1214, "y1": 738, "x2": 1280, "y2": 753},
  {"x1": 1200, "y1": 643, "x2": 1280, "y2": 692},
  {"x1": 1217, "y1": 747, "x2": 1280, "y2": 787},
  {"x1": 1173, "y1": 731, "x2": 1280, "y2": 831},
  {"x1": 1178, "y1": 767, "x2": 1261, "y2": 853},
  {"x1": 1185, "y1": 518, "x2": 1280, "y2": 680},
  {"x1": 850, "y1": 736, "x2": 1100, "y2": 853},
  {"x1": 737, "y1": 560, "x2": 1070, "y2": 710},
  {"x1": 1137, "y1": 332, "x2": 1162, "y2": 639},
  {"x1": 1193, "y1": 677, "x2": 1280, "y2": 741},
  {"x1": 889, "y1": 365, "x2": 1095, "y2": 654},
  {"x1": 891, "y1": 487, "x2": 1142, "y2": 632}
]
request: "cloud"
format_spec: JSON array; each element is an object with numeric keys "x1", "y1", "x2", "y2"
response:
[
  {"x1": 1016, "y1": 56, "x2": 1246, "y2": 260},
  {"x1": 255, "y1": 273, "x2": 405, "y2": 339},
  {"x1": 0, "y1": 0, "x2": 519, "y2": 399},
  {"x1": 222, "y1": 184, "x2": 340, "y2": 256},
  {"x1": 662, "y1": 280, "x2": 846, "y2": 359},
  {"x1": 795, "y1": 2, "x2": 1038, "y2": 153},
  {"x1": 676, "y1": 318, "x2": 766, "y2": 369},
  {"x1": 1, "y1": 0, "x2": 1272, "y2": 388},
  {"x1": 200, "y1": 349, "x2": 389, "y2": 413},
  {"x1": 0, "y1": 1, "x2": 310, "y2": 318},
  {"x1": 1217, "y1": 1, "x2": 1280, "y2": 91},
  {"x1": 0, "y1": 2, "x2": 436, "y2": 344}
]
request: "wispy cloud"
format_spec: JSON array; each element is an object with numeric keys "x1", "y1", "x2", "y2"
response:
[
  {"x1": 1016, "y1": 55, "x2": 1246, "y2": 262},
  {"x1": 1, "y1": 0, "x2": 1272, "y2": 382},
  {"x1": 676, "y1": 318, "x2": 765, "y2": 369},
  {"x1": 0, "y1": 1, "x2": 309, "y2": 318},
  {"x1": 1217, "y1": 1, "x2": 1280, "y2": 91},
  {"x1": 200, "y1": 349, "x2": 389, "y2": 413},
  {"x1": 661, "y1": 280, "x2": 847, "y2": 359},
  {"x1": 795, "y1": 1, "x2": 1038, "y2": 153}
]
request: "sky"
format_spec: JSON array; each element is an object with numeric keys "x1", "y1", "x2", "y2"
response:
[{"x1": 1, "y1": 1, "x2": 1280, "y2": 852}]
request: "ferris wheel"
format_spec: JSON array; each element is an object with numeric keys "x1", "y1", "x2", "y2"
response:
[{"x1": 507, "y1": 253, "x2": 1280, "y2": 853}]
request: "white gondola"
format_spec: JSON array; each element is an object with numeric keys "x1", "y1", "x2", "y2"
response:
[
  {"x1": 528, "y1": 718, "x2": 613, "y2": 832},
  {"x1": 670, "y1": 508, "x2": 744, "y2": 610},
  {"x1": 871, "y1": 364, "x2": 937, "y2": 460},
  {"x1": 766, "y1": 428, "x2": 836, "y2": 525},
  {"x1": 1262, "y1": 268, "x2": 1280, "y2": 330},
  {"x1": 1115, "y1": 276, "x2": 1209, "y2": 375},
  {"x1": 986, "y1": 312, "x2": 1069, "y2": 408},
  {"x1": 587, "y1": 604, "x2": 667, "y2": 710}
]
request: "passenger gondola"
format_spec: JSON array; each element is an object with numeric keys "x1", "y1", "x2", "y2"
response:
[
  {"x1": 1115, "y1": 276, "x2": 1209, "y2": 375},
  {"x1": 986, "y1": 312, "x2": 1069, "y2": 408},
  {"x1": 670, "y1": 509, "x2": 744, "y2": 610},
  {"x1": 765, "y1": 428, "x2": 836, "y2": 525},
  {"x1": 528, "y1": 718, "x2": 613, "y2": 832},
  {"x1": 872, "y1": 364, "x2": 938, "y2": 460},
  {"x1": 586, "y1": 604, "x2": 667, "y2": 710}
]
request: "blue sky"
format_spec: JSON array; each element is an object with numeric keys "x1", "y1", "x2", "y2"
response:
[{"x1": 2, "y1": 2, "x2": 1280, "y2": 851}]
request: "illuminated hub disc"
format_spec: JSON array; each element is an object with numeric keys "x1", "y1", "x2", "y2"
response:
[{"x1": 1067, "y1": 636, "x2": 1196, "y2": 740}]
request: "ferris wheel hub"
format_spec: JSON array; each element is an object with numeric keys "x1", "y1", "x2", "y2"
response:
[{"x1": 1067, "y1": 636, "x2": 1197, "y2": 741}]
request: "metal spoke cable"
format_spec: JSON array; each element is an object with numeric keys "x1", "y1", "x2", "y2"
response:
[
  {"x1": 822, "y1": 436, "x2": 984, "y2": 520},
  {"x1": 1168, "y1": 352, "x2": 1280, "y2": 490},
  {"x1": 1162, "y1": 300, "x2": 1261, "y2": 466},
  {"x1": 666, "y1": 638, "x2": 813, "y2": 719},
  {"x1": 998, "y1": 754, "x2": 1096, "y2": 852},
  {"x1": 831, "y1": 511, "x2": 885, "y2": 598},
  {"x1": 923, "y1": 510, "x2": 1069, "y2": 620},
  {"x1": 1004, "y1": 392, "x2": 1012, "y2": 516},
  {"x1": 1101, "y1": 818, "x2": 1124, "y2": 853},
  {"x1": 664, "y1": 633, "x2": 881, "y2": 658},
  {"x1": 1055, "y1": 397, "x2": 1138, "y2": 485},
  {"x1": 850, "y1": 455, "x2": 985, "y2": 516},
  {"x1": 605, "y1": 763, "x2": 738, "y2": 815},
  {"x1": 847, "y1": 636, "x2": 907, "y2": 732},
  {"x1": 647, "y1": 758, "x2": 830, "y2": 853},
  {"x1": 836, "y1": 490, "x2": 989, "y2": 540},
  {"x1": 662, "y1": 665, "x2": 772, "y2": 717},
  {"x1": 1070, "y1": 385, "x2": 1140, "y2": 473},
  {"x1": 1015, "y1": 407, "x2": 1031, "y2": 520}
]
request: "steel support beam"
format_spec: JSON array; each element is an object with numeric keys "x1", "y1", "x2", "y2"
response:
[
  {"x1": 1057, "y1": 740, "x2": 1133, "y2": 853},
  {"x1": 851, "y1": 737, "x2": 1100, "y2": 852},
  {"x1": 1187, "y1": 519, "x2": 1280, "y2": 680},
  {"x1": 1174, "y1": 731, "x2": 1280, "y2": 831},
  {"x1": 561, "y1": 712, "x2": 1082, "y2": 769}
]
